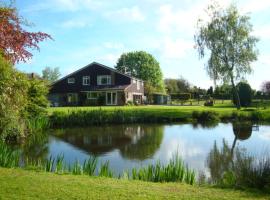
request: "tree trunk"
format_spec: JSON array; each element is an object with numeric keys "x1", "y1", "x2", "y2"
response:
[{"x1": 230, "y1": 75, "x2": 241, "y2": 110}]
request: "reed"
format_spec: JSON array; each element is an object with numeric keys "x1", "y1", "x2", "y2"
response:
[
  {"x1": 0, "y1": 142, "x2": 19, "y2": 168},
  {"x1": 99, "y1": 161, "x2": 113, "y2": 178},
  {"x1": 71, "y1": 159, "x2": 83, "y2": 175},
  {"x1": 83, "y1": 156, "x2": 98, "y2": 176},
  {"x1": 130, "y1": 154, "x2": 196, "y2": 185}
]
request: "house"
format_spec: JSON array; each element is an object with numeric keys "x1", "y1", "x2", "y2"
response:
[{"x1": 49, "y1": 62, "x2": 144, "y2": 106}]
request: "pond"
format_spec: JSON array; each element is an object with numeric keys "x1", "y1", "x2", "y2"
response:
[{"x1": 14, "y1": 122, "x2": 270, "y2": 177}]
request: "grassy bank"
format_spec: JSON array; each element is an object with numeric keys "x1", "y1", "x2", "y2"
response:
[
  {"x1": 48, "y1": 105, "x2": 270, "y2": 127},
  {"x1": 0, "y1": 168, "x2": 269, "y2": 200}
]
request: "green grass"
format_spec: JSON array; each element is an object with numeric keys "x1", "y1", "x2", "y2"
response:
[
  {"x1": 0, "y1": 168, "x2": 269, "y2": 200},
  {"x1": 48, "y1": 104, "x2": 270, "y2": 128}
]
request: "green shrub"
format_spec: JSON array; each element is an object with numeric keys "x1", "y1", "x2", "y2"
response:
[{"x1": 233, "y1": 82, "x2": 253, "y2": 107}]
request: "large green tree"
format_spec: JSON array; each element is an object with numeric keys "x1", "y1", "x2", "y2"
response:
[
  {"x1": 195, "y1": 3, "x2": 258, "y2": 109},
  {"x1": 115, "y1": 51, "x2": 165, "y2": 94}
]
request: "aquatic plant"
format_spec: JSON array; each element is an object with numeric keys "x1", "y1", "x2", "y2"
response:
[
  {"x1": 99, "y1": 161, "x2": 113, "y2": 178},
  {"x1": 0, "y1": 142, "x2": 19, "y2": 168},
  {"x1": 83, "y1": 156, "x2": 98, "y2": 176},
  {"x1": 131, "y1": 154, "x2": 196, "y2": 185}
]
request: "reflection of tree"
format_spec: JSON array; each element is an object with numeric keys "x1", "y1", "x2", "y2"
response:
[
  {"x1": 192, "y1": 121, "x2": 219, "y2": 129},
  {"x1": 119, "y1": 126, "x2": 164, "y2": 160},
  {"x1": 207, "y1": 139, "x2": 233, "y2": 183},
  {"x1": 53, "y1": 125, "x2": 164, "y2": 160},
  {"x1": 231, "y1": 122, "x2": 252, "y2": 154},
  {"x1": 16, "y1": 132, "x2": 49, "y2": 165},
  {"x1": 207, "y1": 122, "x2": 254, "y2": 184}
]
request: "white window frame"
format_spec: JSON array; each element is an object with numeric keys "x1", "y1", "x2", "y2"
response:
[
  {"x1": 137, "y1": 80, "x2": 140, "y2": 90},
  {"x1": 82, "y1": 76, "x2": 90, "y2": 85},
  {"x1": 97, "y1": 75, "x2": 111, "y2": 85},
  {"x1": 67, "y1": 78, "x2": 75, "y2": 84},
  {"x1": 87, "y1": 92, "x2": 98, "y2": 99}
]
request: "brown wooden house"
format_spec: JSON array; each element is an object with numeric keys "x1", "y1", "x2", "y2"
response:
[{"x1": 49, "y1": 62, "x2": 144, "y2": 106}]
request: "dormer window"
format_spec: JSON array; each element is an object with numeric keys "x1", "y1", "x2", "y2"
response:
[
  {"x1": 97, "y1": 75, "x2": 111, "y2": 85},
  {"x1": 68, "y1": 78, "x2": 75, "y2": 84},
  {"x1": 82, "y1": 76, "x2": 90, "y2": 85}
]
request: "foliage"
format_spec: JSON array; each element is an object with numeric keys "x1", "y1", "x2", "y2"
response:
[
  {"x1": 42, "y1": 67, "x2": 61, "y2": 83},
  {"x1": 207, "y1": 86, "x2": 213, "y2": 96},
  {"x1": 195, "y1": 3, "x2": 258, "y2": 109},
  {"x1": 207, "y1": 139, "x2": 270, "y2": 191},
  {"x1": 0, "y1": 4, "x2": 51, "y2": 63},
  {"x1": 233, "y1": 82, "x2": 252, "y2": 107},
  {"x1": 0, "y1": 142, "x2": 19, "y2": 168},
  {"x1": 0, "y1": 55, "x2": 49, "y2": 141},
  {"x1": 0, "y1": 55, "x2": 29, "y2": 140},
  {"x1": 164, "y1": 77, "x2": 191, "y2": 94},
  {"x1": 192, "y1": 111, "x2": 219, "y2": 123},
  {"x1": 131, "y1": 153, "x2": 195, "y2": 185},
  {"x1": 115, "y1": 51, "x2": 165, "y2": 94},
  {"x1": 214, "y1": 84, "x2": 232, "y2": 99},
  {"x1": 171, "y1": 93, "x2": 191, "y2": 105},
  {"x1": 25, "y1": 77, "x2": 49, "y2": 118}
]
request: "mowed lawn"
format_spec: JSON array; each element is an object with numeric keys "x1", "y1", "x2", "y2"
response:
[
  {"x1": 0, "y1": 168, "x2": 269, "y2": 200},
  {"x1": 47, "y1": 100, "x2": 270, "y2": 121}
]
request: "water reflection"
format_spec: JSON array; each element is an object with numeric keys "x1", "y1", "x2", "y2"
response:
[
  {"x1": 207, "y1": 122, "x2": 254, "y2": 183},
  {"x1": 11, "y1": 132, "x2": 49, "y2": 165},
  {"x1": 52, "y1": 125, "x2": 164, "y2": 160}
]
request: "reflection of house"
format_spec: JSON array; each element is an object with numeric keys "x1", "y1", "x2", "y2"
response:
[{"x1": 49, "y1": 62, "x2": 144, "y2": 106}]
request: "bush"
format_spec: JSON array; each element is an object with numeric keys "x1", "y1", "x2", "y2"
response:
[
  {"x1": 233, "y1": 82, "x2": 252, "y2": 107},
  {"x1": 0, "y1": 55, "x2": 49, "y2": 141}
]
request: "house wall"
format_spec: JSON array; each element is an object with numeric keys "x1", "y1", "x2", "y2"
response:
[{"x1": 50, "y1": 63, "x2": 131, "y2": 94}]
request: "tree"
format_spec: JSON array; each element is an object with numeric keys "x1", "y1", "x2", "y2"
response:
[
  {"x1": 0, "y1": 4, "x2": 51, "y2": 64},
  {"x1": 115, "y1": 51, "x2": 165, "y2": 94},
  {"x1": 233, "y1": 82, "x2": 252, "y2": 107},
  {"x1": 195, "y1": 3, "x2": 258, "y2": 109},
  {"x1": 0, "y1": 55, "x2": 28, "y2": 140},
  {"x1": 42, "y1": 67, "x2": 61, "y2": 83},
  {"x1": 164, "y1": 77, "x2": 191, "y2": 94},
  {"x1": 207, "y1": 86, "x2": 214, "y2": 97}
]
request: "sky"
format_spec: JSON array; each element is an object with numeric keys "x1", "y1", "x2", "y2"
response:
[{"x1": 6, "y1": 0, "x2": 270, "y2": 90}]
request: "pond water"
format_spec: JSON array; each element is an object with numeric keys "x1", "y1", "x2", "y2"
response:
[{"x1": 16, "y1": 122, "x2": 270, "y2": 177}]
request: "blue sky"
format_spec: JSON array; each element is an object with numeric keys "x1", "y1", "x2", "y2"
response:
[{"x1": 9, "y1": 0, "x2": 270, "y2": 89}]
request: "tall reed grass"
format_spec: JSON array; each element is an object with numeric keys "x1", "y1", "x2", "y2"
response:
[
  {"x1": 131, "y1": 154, "x2": 195, "y2": 185},
  {"x1": 0, "y1": 142, "x2": 19, "y2": 168}
]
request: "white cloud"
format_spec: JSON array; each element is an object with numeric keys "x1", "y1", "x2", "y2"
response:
[
  {"x1": 105, "y1": 6, "x2": 145, "y2": 22},
  {"x1": 61, "y1": 19, "x2": 91, "y2": 28},
  {"x1": 160, "y1": 37, "x2": 193, "y2": 59},
  {"x1": 253, "y1": 25, "x2": 270, "y2": 40},
  {"x1": 241, "y1": 0, "x2": 270, "y2": 13},
  {"x1": 103, "y1": 42, "x2": 124, "y2": 50}
]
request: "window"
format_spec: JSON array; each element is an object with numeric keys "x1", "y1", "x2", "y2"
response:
[
  {"x1": 67, "y1": 78, "x2": 75, "y2": 84},
  {"x1": 137, "y1": 80, "x2": 140, "y2": 90},
  {"x1": 67, "y1": 93, "x2": 78, "y2": 103},
  {"x1": 87, "y1": 92, "x2": 98, "y2": 99},
  {"x1": 133, "y1": 79, "x2": 136, "y2": 84},
  {"x1": 97, "y1": 75, "x2": 111, "y2": 85},
  {"x1": 82, "y1": 76, "x2": 90, "y2": 85}
]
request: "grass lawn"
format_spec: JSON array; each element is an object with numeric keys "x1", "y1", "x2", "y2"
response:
[
  {"x1": 48, "y1": 101, "x2": 270, "y2": 123},
  {"x1": 0, "y1": 168, "x2": 269, "y2": 200}
]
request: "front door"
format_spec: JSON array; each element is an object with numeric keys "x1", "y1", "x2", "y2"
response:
[{"x1": 106, "y1": 92, "x2": 117, "y2": 105}]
